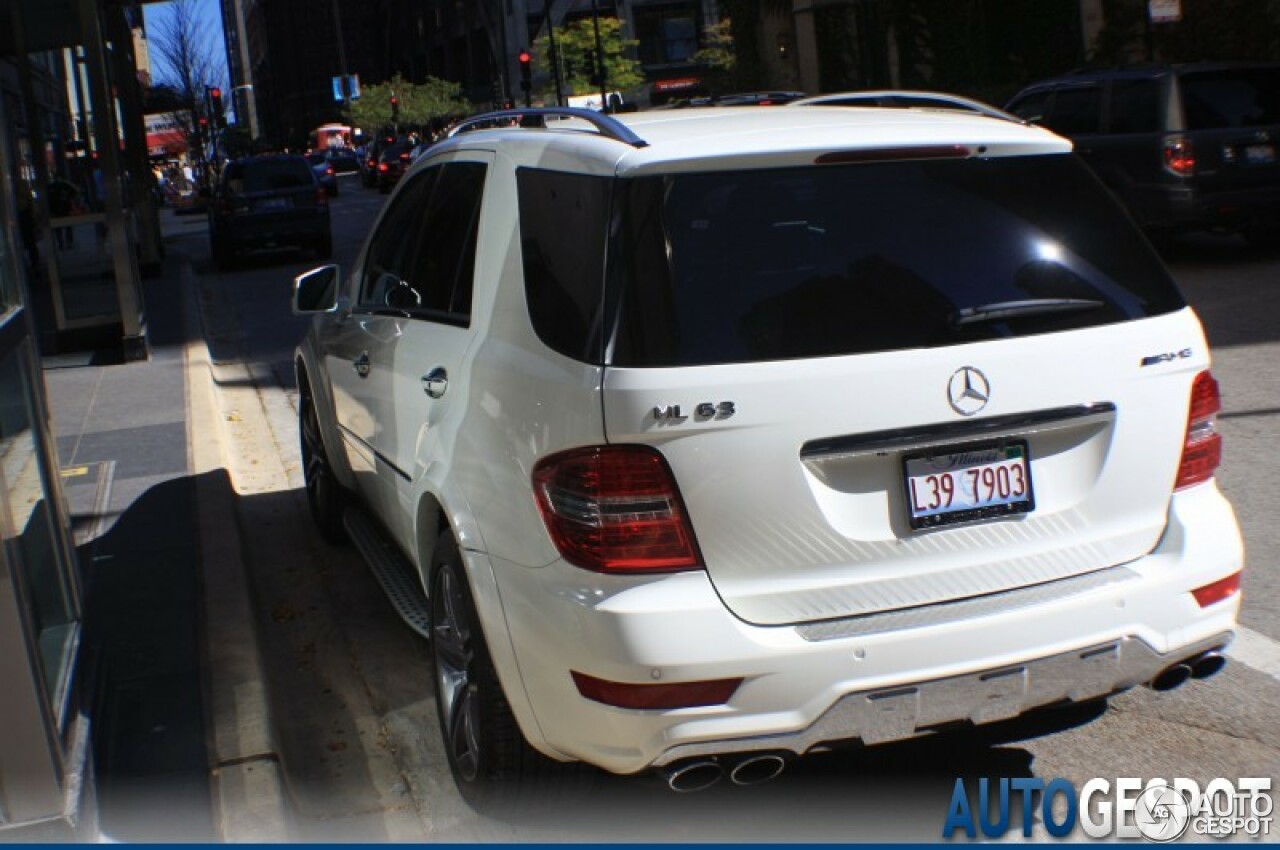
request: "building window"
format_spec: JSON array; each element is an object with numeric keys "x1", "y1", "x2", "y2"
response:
[{"x1": 634, "y1": 3, "x2": 699, "y2": 67}]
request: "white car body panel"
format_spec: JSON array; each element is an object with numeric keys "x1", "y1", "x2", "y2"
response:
[{"x1": 295, "y1": 105, "x2": 1244, "y2": 778}]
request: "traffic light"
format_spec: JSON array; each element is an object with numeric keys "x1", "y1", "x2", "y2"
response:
[
  {"x1": 389, "y1": 94, "x2": 399, "y2": 121},
  {"x1": 518, "y1": 49, "x2": 532, "y2": 93},
  {"x1": 209, "y1": 87, "x2": 225, "y2": 128}
]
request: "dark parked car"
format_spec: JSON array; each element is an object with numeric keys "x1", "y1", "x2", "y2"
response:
[
  {"x1": 1006, "y1": 62, "x2": 1280, "y2": 242},
  {"x1": 209, "y1": 154, "x2": 331, "y2": 269},
  {"x1": 326, "y1": 148, "x2": 360, "y2": 174},
  {"x1": 375, "y1": 141, "x2": 414, "y2": 193},
  {"x1": 305, "y1": 151, "x2": 338, "y2": 197}
]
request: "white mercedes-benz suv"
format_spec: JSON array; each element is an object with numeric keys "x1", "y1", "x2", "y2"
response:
[{"x1": 292, "y1": 104, "x2": 1244, "y2": 804}]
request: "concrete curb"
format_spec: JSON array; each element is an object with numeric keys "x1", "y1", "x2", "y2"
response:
[{"x1": 182, "y1": 257, "x2": 291, "y2": 842}]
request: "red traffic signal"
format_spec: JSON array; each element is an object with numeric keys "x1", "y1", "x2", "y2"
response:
[
  {"x1": 518, "y1": 50, "x2": 531, "y2": 65},
  {"x1": 389, "y1": 95, "x2": 398, "y2": 106},
  {"x1": 210, "y1": 87, "x2": 221, "y2": 99}
]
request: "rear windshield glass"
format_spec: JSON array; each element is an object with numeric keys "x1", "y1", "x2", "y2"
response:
[
  {"x1": 610, "y1": 155, "x2": 1184, "y2": 367},
  {"x1": 1181, "y1": 67, "x2": 1280, "y2": 129},
  {"x1": 225, "y1": 159, "x2": 314, "y2": 192}
]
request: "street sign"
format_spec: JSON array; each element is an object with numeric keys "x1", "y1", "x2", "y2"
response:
[{"x1": 331, "y1": 74, "x2": 362, "y2": 102}]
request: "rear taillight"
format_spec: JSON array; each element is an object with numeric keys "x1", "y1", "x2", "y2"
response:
[
  {"x1": 378, "y1": 162, "x2": 389, "y2": 172},
  {"x1": 326, "y1": 166, "x2": 334, "y2": 176},
  {"x1": 1163, "y1": 136, "x2": 1196, "y2": 176},
  {"x1": 1175, "y1": 370, "x2": 1222, "y2": 490},
  {"x1": 532, "y1": 445, "x2": 702, "y2": 573}
]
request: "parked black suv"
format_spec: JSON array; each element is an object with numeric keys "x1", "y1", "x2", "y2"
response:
[
  {"x1": 209, "y1": 154, "x2": 332, "y2": 268},
  {"x1": 1006, "y1": 63, "x2": 1280, "y2": 242}
]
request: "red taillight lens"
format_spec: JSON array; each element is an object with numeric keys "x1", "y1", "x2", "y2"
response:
[
  {"x1": 532, "y1": 445, "x2": 702, "y2": 573},
  {"x1": 326, "y1": 166, "x2": 334, "y2": 176},
  {"x1": 1192, "y1": 571, "x2": 1241, "y2": 607},
  {"x1": 378, "y1": 162, "x2": 389, "y2": 172},
  {"x1": 1163, "y1": 136, "x2": 1196, "y2": 176},
  {"x1": 571, "y1": 671, "x2": 742, "y2": 709},
  {"x1": 1175, "y1": 371, "x2": 1222, "y2": 490}
]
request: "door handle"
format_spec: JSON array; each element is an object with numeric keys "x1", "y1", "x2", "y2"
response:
[
  {"x1": 422, "y1": 367, "x2": 448, "y2": 398},
  {"x1": 352, "y1": 351, "x2": 371, "y2": 378}
]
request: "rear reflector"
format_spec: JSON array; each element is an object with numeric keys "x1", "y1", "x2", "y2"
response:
[
  {"x1": 532, "y1": 445, "x2": 702, "y2": 573},
  {"x1": 1175, "y1": 371, "x2": 1222, "y2": 490},
  {"x1": 1192, "y1": 571, "x2": 1241, "y2": 608},
  {"x1": 816, "y1": 145, "x2": 971, "y2": 165},
  {"x1": 571, "y1": 671, "x2": 742, "y2": 709}
]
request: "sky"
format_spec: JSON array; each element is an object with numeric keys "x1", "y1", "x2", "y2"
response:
[{"x1": 144, "y1": 0, "x2": 230, "y2": 90}]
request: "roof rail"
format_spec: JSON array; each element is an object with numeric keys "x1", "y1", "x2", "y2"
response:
[{"x1": 448, "y1": 107, "x2": 648, "y2": 148}]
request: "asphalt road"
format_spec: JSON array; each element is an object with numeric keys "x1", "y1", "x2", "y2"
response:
[{"x1": 180, "y1": 172, "x2": 1280, "y2": 842}]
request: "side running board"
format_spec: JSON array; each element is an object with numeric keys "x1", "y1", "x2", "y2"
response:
[{"x1": 343, "y1": 506, "x2": 432, "y2": 639}]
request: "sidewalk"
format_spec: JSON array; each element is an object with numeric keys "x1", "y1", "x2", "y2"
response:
[{"x1": 40, "y1": 210, "x2": 287, "y2": 842}]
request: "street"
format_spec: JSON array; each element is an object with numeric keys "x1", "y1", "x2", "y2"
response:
[{"x1": 173, "y1": 171, "x2": 1280, "y2": 841}]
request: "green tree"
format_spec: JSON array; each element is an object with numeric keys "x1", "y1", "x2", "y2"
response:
[
  {"x1": 691, "y1": 17, "x2": 737, "y2": 94},
  {"x1": 532, "y1": 17, "x2": 644, "y2": 101},
  {"x1": 344, "y1": 74, "x2": 471, "y2": 136}
]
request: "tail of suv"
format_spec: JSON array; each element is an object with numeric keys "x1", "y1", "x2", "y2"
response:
[
  {"x1": 294, "y1": 106, "x2": 1243, "y2": 804},
  {"x1": 1006, "y1": 62, "x2": 1280, "y2": 241}
]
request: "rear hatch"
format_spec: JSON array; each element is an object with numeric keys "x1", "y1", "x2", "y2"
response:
[
  {"x1": 224, "y1": 158, "x2": 320, "y2": 216},
  {"x1": 1176, "y1": 65, "x2": 1280, "y2": 200},
  {"x1": 601, "y1": 152, "x2": 1203, "y2": 626}
]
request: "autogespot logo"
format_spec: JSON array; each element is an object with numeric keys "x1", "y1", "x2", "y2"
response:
[{"x1": 943, "y1": 776, "x2": 1274, "y2": 841}]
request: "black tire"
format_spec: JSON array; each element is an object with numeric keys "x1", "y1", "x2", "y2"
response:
[
  {"x1": 300, "y1": 384, "x2": 346, "y2": 543},
  {"x1": 430, "y1": 533, "x2": 585, "y2": 811}
]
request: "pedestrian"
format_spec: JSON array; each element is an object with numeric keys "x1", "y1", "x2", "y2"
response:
[{"x1": 14, "y1": 175, "x2": 41, "y2": 277}]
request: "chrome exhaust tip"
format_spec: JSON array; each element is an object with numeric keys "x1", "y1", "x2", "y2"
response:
[
  {"x1": 1190, "y1": 650, "x2": 1227, "y2": 680},
  {"x1": 1149, "y1": 663, "x2": 1193, "y2": 691},
  {"x1": 729, "y1": 754, "x2": 787, "y2": 786},
  {"x1": 663, "y1": 759, "x2": 724, "y2": 793}
]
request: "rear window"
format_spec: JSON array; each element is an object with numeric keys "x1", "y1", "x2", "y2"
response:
[
  {"x1": 1181, "y1": 67, "x2": 1280, "y2": 129},
  {"x1": 611, "y1": 155, "x2": 1184, "y2": 367},
  {"x1": 225, "y1": 159, "x2": 314, "y2": 192}
]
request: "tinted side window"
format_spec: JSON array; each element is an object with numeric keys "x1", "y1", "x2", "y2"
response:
[
  {"x1": 1181, "y1": 68, "x2": 1280, "y2": 129},
  {"x1": 359, "y1": 169, "x2": 437, "y2": 310},
  {"x1": 1108, "y1": 80, "x2": 1160, "y2": 134},
  {"x1": 1007, "y1": 89, "x2": 1052, "y2": 123},
  {"x1": 1045, "y1": 86, "x2": 1102, "y2": 135},
  {"x1": 517, "y1": 168, "x2": 611, "y2": 362},
  {"x1": 611, "y1": 156, "x2": 1184, "y2": 367},
  {"x1": 402, "y1": 161, "x2": 486, "y2": 321}
]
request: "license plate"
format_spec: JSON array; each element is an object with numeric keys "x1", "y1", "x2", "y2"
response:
[
  {"x1": 904, "y1": 440, "x2": 1034, "y2": 530},
  {"x1": 1243, "y1": 143, "x2": 1276, "y2": 166},
  {"x1": 257, "y1": 198, "x2": 288, "y2": 211}
]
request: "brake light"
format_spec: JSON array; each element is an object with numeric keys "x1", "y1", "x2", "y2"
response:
[
  {"x1": 326, "y1": 166, "x2": 334, "y2": 176},
  {"x1": 1163, "y1": 136, "x2": 1196, "y2": 176},
  {"x1": 1175, "y1": 370, "x2": 1222, "y2": 490},
  {"x1": 532, "y1": 445, "x2": 702, "y2": 573},
  {"x1": 815, "y1": 145, "x2": 971, "y2": 165},
  {"x1": 399, "y1": 152, "x2": 410, "y2": 162},
  {"x1": 378, "y1": 162, "x2": 389, "y2": 172},
  {"x1": 571, "y1": 671, "x2": 742, "y2": 709}
]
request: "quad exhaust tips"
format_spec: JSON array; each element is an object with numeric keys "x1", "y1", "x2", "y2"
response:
[
  {"x1": 1148, "y1": 649, "x2": 1227, "y2": 691},
  {"x1": 661, "y1": 753, "x2": 788, "y2": 792}
]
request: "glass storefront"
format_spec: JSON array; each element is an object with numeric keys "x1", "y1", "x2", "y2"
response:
[{"x1": 0, "y1": 57, "x2": 87, "y2": 836}]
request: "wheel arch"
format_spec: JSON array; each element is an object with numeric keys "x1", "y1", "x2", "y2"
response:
[{"x1": 295, "y1": 350, "x2": 356, "y2": 492}]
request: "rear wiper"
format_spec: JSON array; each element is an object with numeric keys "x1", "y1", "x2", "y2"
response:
[{"x1": 950, "y1": 298, "x2": 1105, "y2": 327}]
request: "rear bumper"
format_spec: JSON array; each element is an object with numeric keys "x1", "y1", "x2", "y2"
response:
[
  {"x1": 1137, "y1": 180, "x2": 1280, "y2": 230},
  {"x1": 216, "y1": 212, "x2": 329, "y2": 250},
  {"x1": 487, "y1": 482, "x2": 1243, "y2": 775}
]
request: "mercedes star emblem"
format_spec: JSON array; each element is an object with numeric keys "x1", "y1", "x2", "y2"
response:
[{"x1": 948, "y1": 366, "x2": 990, "y2": 416}]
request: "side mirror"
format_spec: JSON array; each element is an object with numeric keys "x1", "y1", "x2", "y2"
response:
[{"x1": 292, "y1": 264, "x2": 342, "y2": 314}]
